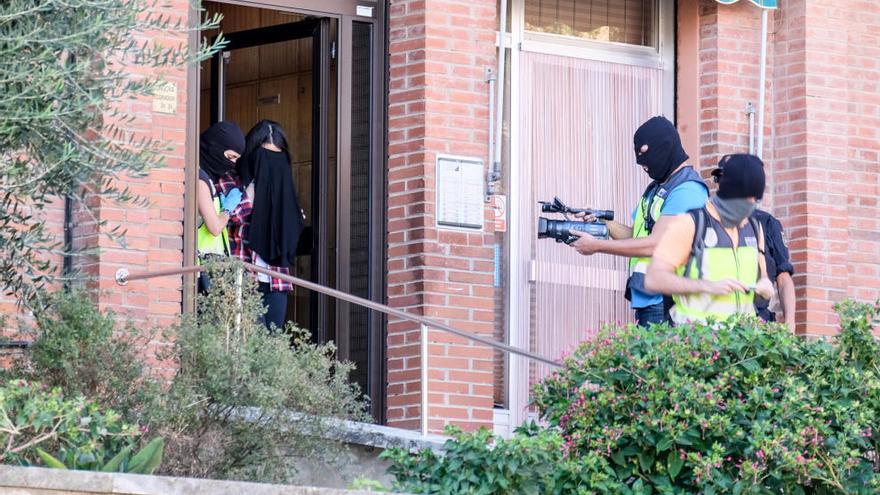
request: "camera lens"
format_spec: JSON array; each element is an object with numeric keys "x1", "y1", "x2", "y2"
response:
[{"x1": 537, "y1": 217, "x2": 550, "y2": 238}]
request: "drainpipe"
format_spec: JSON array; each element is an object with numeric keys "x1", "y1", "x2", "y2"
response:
[
  {"x1": 746, "y1": 102, "x2": 755, "y2": 154},
  {"x1": 488, "y1": 0, "x2": 507, "y2": 193},
  {"x1": 756, "y1": 8, "x2": 768, "y2": 159},
  {"x1": 486, "y1": 67, "x2": 497, "y2": 198}
]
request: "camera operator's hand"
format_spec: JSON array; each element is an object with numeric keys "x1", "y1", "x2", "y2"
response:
[
  {"x1": 700, "y1": 279, "x2": 749, "y2": 296},
  {"x1": 574, "y1": 211, "x2": 600, "y2": 223},
  {"x1": 569, "y1": 230, "x2": 603, "y2": 256}
]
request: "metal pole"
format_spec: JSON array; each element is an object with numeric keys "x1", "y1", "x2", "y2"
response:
[
  {"x1": 420, "y1": 323, "x2": 429, "y2": 437},
  {"x1": 756, "y1": 8, "x2": 768, "y2": 159},
  {"x1": 746, "y1": 102, "x2": 756, "y2": 155},
  {"x1": 492, "y1": 0, "x2": 508, "y2": 184},
  {"x1": 235, "y1": 265, "x2": 243, "y2": 339},
  {"x1": 486, "y1": 68, "x2": 497, "y2": 198}
]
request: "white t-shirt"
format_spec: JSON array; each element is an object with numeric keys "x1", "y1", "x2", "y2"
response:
[{"x1": 254, "y1": 253, "x2": 271, "y2": 283}]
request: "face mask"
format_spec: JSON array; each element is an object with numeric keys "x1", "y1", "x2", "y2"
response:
[{"x1": 711, "y1": 196, "x2": 757, "y2": 228}]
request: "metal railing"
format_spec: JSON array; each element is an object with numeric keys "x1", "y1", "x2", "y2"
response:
[{"x1": 116, "y1": 262, "x2": 561, "y2": 437}]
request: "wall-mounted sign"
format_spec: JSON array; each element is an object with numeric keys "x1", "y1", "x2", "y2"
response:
[
  {"x1": 492, "y1": 194, "x2": 507, "y2": 232},
  {"x1": 356, "y1": 5, "x2": 374, "y2": 17},
  {"x1": 151, "y1": 81, "x2": 177, "y2": 114},
  {"x1": 436, "y1": 155, "x2": 484, "y2": 231},
  {"x1": 257, "y1": 94, "x2": 281, "y2": 106}
]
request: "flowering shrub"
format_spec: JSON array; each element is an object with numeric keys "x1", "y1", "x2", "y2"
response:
[
  {"x1": 386, "y1": 301, "x2": 880, "y2": 494},
  {"x1": 535, "y1": 302, "x2": 880, "y2": 494},
  {"x1": 383, "y1": 424, "x2": 625, "y2": 494}
]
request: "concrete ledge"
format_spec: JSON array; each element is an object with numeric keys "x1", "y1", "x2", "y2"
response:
[
  {"x1": 231, "y1": 406, "x2": 448, "y2": 452},
  {"x1": 0, "y1": 465, "x2": 384, "y2": 495}
]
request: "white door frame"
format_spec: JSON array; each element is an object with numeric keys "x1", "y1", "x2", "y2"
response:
[{"x1": 504, "y1": 0, "x2": 676, "y2": 435}]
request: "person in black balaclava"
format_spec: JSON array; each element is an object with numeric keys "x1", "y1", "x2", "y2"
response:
[
  {"x1": 644, "y1": 153, "x2": 775, "y2": 326},
  {"x1": 568, "y1": 116, "x2": 709, "y2": 328},
  {"x1": 240, "y1": 120, "x2": 305, "y2": 332},
  {"x1": 634, "y1": 116, "x2": 691, "y2": 182},
  {"x1": 196, "y1": 121, "x2": 246, "y2": 292}
]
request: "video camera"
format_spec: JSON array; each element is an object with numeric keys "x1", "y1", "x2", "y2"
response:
[{"x1": 537, "y1": 197, "x2": 614, "y2": 244}]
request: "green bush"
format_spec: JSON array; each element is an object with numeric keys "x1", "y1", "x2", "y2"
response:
[
  {"x1": 21, "y1": 290, "x2": 155, "y2": 420},
  {"x1": 383, "y1": 424, "x2": 625, "y2": 494},
  {"x1": 7, "y1": 261, "x2": 370, "y2": 483},
  {"x1": 387, "y1": 302, "x2": 880, "y2": 494},
  {"x1": 0, "y1": 380, "x2": 140, "y2": 470},
  {"x1": 152, "y1": 260, "x2": 370, "y2": 483}
]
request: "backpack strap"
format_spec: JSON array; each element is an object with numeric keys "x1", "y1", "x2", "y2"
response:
[
  {"x1": 640, "y1": 182, "x2": 659, "y2": 234},
  {"x1": 747, "y1": 215, "x2": 766, "y2": 281},
  {"x1": 748, "y1": 215, "x2": 764, "y2": 255},
  {"x1": 683, "y1": 208, "x2": 708, "y2": 280}
]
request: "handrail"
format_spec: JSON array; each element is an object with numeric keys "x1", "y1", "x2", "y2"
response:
[
  {"x1": 117, "y1": 263, "x2": 560, "y2": 367},
  {"x1": 116, "y1": 262, "x2": 563, "y2": 436}
]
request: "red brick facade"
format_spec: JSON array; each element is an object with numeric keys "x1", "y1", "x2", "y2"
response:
[
  {"x1": 385, "y1": 0, "x2": 499, "y2": 431},
  {"x1": 90, "y1": 1, "x2": 190, "y2": 335}
]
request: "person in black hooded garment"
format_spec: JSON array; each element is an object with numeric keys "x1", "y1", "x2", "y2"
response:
[
  {"x1": 240, "y1": 120, "x2": 305, "y2": 331},
  {"x1": 567, "y1": 116, "x2": 709, "y2": 328}
]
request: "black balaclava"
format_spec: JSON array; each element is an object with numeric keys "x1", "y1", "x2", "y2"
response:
[
  {"x1": 199, "y1": 121, "x2": 245, "y2": 181},
  {"x1": 633, "y1": 116, "x2": 689, "y2": 182}
]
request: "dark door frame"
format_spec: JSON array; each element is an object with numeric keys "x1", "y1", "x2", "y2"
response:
[
  {"x1": 188, "y1": 0, "x2": 387, "y2": 423},
  {"x1": 209, "y1": 18, "x2": 333, "y2": 341}
]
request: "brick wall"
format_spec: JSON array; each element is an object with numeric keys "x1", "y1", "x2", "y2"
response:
[
  {"x1": 692, "y1": 0, "x2": 880, "y2": 336},
  {"x1": 92, "y1": 1, "x2": 192, "y2": 372},
  {"x1": 386, "y1": 0, "x2": 498, "y2": 432},
  {"x1": 52, "y1": 3, "x2": 192, "y2": 370},
  {"x1": 696, "y1": 1, "x2": 768, "y2": 177}
]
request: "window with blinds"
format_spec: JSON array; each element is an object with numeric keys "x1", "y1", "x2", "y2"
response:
[{"x1": 524, "y1": 0, "x2": 656, "y2": 47}]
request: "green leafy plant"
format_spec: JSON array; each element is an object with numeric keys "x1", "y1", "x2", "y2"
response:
[
  {"x1": 20, "y1": 290, "x2": 156, "y2": 421},
  {"x1": 387, "y1": 303, "x2": 880, "y2": 494},
  {"x1": 0, "y1": 0, "x2": 223, "y2": 306},
  {"x1": 0, "y1": 380, "x2": 142, "y2": 470},
  {"x1": 152, "y1": 260, "x2": 371, "y2": 483},
  {"x1": 36, "y1": 437, "x2": 164, "y2": 474}
]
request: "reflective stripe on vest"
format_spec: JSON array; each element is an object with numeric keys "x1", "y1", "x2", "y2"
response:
[
  {"x1": 197, "y1": 182, "x2": 230, "y2": 257},
  {"x1": 627, "y1": 166, "x2": 706, "y2": 292},
  {"x1": 671, "y1": 210, "x2": 760, "y2": 325}
]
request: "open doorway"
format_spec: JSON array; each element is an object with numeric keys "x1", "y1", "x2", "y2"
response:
[
  {"x1": 200, "y1": 3, "x2": 337, "y2": 340},
  {"x1": 196, "y1": 1, "x2": 386, "y2": 421}
]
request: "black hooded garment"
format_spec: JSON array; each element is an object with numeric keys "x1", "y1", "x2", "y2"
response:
[
  {"x1": 633, "y1": 116, "x2": 689, "y2": 183},
  {"x1": 200, "y1": 121, "x2": 246, "y2": 181},
  {"x1": 247, "y1": 147, "x2": 304, "y2": 268}
]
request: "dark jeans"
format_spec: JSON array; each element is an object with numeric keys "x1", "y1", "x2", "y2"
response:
[
  {"x1": 634, "y1": 299, "x2": 672, "y2": 328},
  {"x1": 258, "y1": 283, "x2": 288, "y2": 332}
]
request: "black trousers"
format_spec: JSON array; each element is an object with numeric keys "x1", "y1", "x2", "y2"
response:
[{"x1": 258, "y1": 282, "x2": 288, "y2": 332}]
